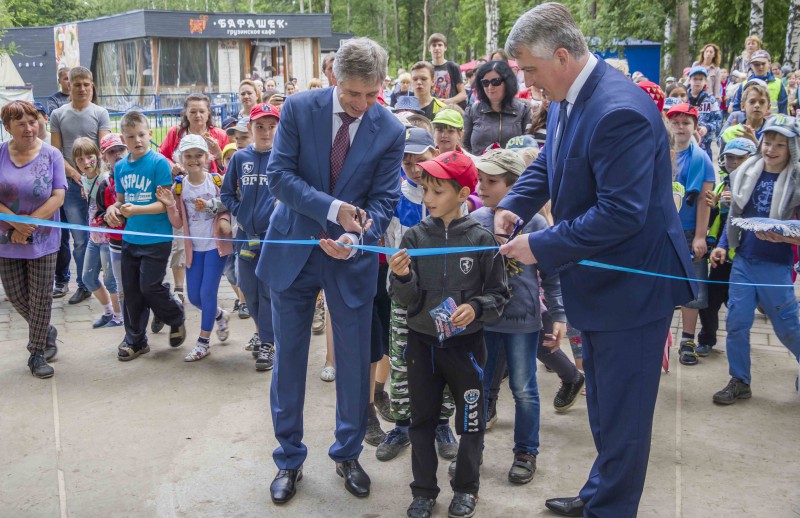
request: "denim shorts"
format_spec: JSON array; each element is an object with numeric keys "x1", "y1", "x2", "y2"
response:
[{"x1": 683, "y1": 230, "x2": 709, "y2": 310}]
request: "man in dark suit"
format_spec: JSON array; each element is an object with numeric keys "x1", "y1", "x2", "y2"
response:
[
  {"x1": 258, "y1": 38, "x2": 405, "y2": 504},
  {"x1": 496, "y1": 3, "x2": 696, "y2": 517}
]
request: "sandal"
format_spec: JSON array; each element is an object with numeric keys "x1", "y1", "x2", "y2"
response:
[
  {"x1": 320, "y1": 365, "x2": 336, "y2": 382},
  {"x1": 118, "y1": 344, "x2": 150, "y2": 362},
  {"x1": 184, "y1": 343, "x2": 211, "y2": 362}
]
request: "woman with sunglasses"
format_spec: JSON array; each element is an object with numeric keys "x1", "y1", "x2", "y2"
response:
[{"x1": 463, "y1": 60, "x2": 532, "y2": 155}]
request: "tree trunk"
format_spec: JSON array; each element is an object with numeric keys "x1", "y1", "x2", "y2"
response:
[
  {"x1": 690, "y1": 0, "x2": 698, "y2": 52},
  {"x1": 750, "y1": 0, "x2": 764, "y2": 40},
  {"x1": 663, "y1": 14, "x2": 673, "y2": 81},
  {"x1": 251, "y1": 0, "x2": 255, "y2": 13},
  {"x1": 422, "y1": 0, "x2": 428, "y2": 61},
  {"x1": 325, "y1": 0, "x2": 330, "y2": 14},
  {"x1": 347, "y1": 0, "x2": 351, "y2": 31},
  {"x1": 786, "y1": 0, "x2": 800, "y2": 67},
  {"x1": 299, "y1": 0, "x2": 304, "y2": 14},
  {"x1": 485, "y1": 0, "x2": 499, "y2": 55},
  {"x1": 675, "y1": 0, "x2": 691, "y2": 77},
  {"x1": 393, "y1": 0, "x2": 400, "y2": 68}
]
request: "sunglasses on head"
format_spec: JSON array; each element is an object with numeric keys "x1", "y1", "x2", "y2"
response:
[{"x1": 481, "y1": 77, "x2": 504, "y2": 88}]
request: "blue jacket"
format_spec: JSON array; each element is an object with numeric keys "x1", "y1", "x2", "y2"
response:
[
  {"x1": 258, "y1": 88, "x2": 404, "y2": 308},
  {"x1": 220, "y1": 144, "x2": 275, "y2": 237},
  {"x1": 498, "y1": 59, "x2": 696, "y2": 332},
  {"x1": 688, "y1": 89, "x2": 722, "y2": 149}
]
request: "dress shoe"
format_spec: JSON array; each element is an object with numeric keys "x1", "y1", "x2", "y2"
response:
[
  {"x1": 68, "y1": 287, "x2": 91, "y2": 305},
  {"x1": 270, "y1": 468, "x2": 302, "y2": 504},
  {"x1": 336, "y1": 459, "x2": 371, "y2": 497},
  {"x1": 545, "y1": 496, "x2": 584, "y2": 517},
  {"x1": 44, "y1": 325, "x2": 58, "y2": 361}
]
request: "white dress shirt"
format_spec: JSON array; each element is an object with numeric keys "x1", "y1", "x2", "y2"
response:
[{"x1": 555, "y1": 54, "x2": 598, "y2": 143}]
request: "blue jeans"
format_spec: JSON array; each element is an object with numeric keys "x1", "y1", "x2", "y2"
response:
[
  {"x1": 82, "y1": 241, "x2": 117, "y2": 294},
  {"x1": 186, "y1": 250, "x2": 226, "y2": 332},
  {"x1": 726, "y1": 257, "x2": 800, "y2": 384},
  {"x1": 62, "y1": 181, "x2": 89, "y2": 290},
  {"x1": 483, "y1": 330, "x2": 540, "y2": 455}
]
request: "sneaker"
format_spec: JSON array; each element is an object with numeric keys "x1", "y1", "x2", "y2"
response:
[
  {"x1": 174, "y1": 290, "x2": 185, "y2": 304},
  {"x1": 245, "y1": 333, "x2": 259, "y2": 351},
  {"x1": 407, "y1": 496, "x2": 436, "y2": 518},
  {"x1": 312, "y1": 302, "x2": 325, "y2": 335},
  {"x1": 68, "y1": 287, "x2": 91, "y2": 305},
  {"x1": 238, "y1": 302, "x2": 250, "y2": 319},
  {"x1": 713, "y1": 377, "x2": 752, "y2": 405},
  {"x1": 695, "y1": 343, "x2": 713, "y2": 357},
  {"x1": 508, "y1": 451, "x2": 537, "y2": 484},
  {"x1": 216, "y1": 310, "x2": 230, "y2": 342},
  {"x1": 448, "y1": 492, "x2": 478, "y2": 518},
  {"x1": 435, "y1": 424, "x2": 459, "y2": 460},
  {"x1": 104, "y1": 317, "x2": 124, "y2": 328},
  {"x1": 52, "y1": 282, "x2": 69, "y2": 298},
  {"x1": 376, "y1": 426, "x2": 410, "y2": 461},
  {"x1": 256, "y1": 342, "x2": 275, "y2": 371},
  {"x1": 169, "y1": 323, "x2": 187, "y2": 347},
  {"x1": 554, "y1": 371, "x2": 585, "y2": 413},
  {"x1": 150, "y1": 312, "x2": 165, "y2": 334},
  {"x1": 28, "y1": 354, "x2": 54, "y2": 378},
  {"x1": 44, "y1": 325, "x2": 58, "y2": 362},
  {"x1": 233, "y1": 299, "x2": 241, "y2": 313},
  {"x1": 486, "y1": 398, "x2": 498, "y2": 430},
  {"x1": 364, "y1": 415, "x2": 385, "y2": 446},
  {"x1": 184, "y1": 341, "x2": 211, "y2": 361},
  {"x1": 320, "y1": 364, "x2": 336, "y2": 382},
  {"x1": 92, "y1": 313, "x2": 114, "y2": 329},
  {"x1": 374, "y1": 390, "x2": 394, "y2": 423},
  {"x1": 679, "y1": 341, "x2": 699, "y2": 366}
]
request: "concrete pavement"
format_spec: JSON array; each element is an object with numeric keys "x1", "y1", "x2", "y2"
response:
[{"x1": 1, "y1": 276, "x2": 799, "y2": 517}]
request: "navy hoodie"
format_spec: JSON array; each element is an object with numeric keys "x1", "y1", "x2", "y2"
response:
[{"x1": 221, "y1": 144, "x2": 275, "y2": 237}]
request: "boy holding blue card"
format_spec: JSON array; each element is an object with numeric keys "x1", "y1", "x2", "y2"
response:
[{"x1": 388, "y1": 151, "x2": 509, "y2": 518}]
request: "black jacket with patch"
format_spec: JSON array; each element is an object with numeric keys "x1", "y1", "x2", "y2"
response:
[{"x1": 389, "y1": 215, "x2": 509, "y2": 346}]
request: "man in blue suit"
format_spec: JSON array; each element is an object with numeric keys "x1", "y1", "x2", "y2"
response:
[
  {"x1": 496, "y1": 4, "x2": 696, "y2": 517},
  {"x1": 257, "y1": 38, "x2": 405, "y2": 504}
]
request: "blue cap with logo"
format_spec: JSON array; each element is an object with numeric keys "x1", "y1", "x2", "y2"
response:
[
  {"x1": 394, "y1": 96, "x2": 424, "y2": 115},
  {"x1": 688, "y1": 65, "x2": 708, "y2": 78},
  {"x1": 762, "y1": 114, "x2": 800, "y2": 138},
  {"x1": 662, "y1": 96, "x2": 681, "y2": 112},
  {"x1": 722, "y1": 137, "x2": 757, "y2": 157},
  {"x1": 505, "y1": 134, "x2": 537, "y2": 150},
  {"x1": 33, "y1": 102, "x2": 47, "y2": 115},
  {"x1": 403, "y1": 127, "x2": 435, "y2": 155}
]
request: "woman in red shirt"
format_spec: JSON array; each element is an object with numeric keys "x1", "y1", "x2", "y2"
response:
[{"x1": 159, "y1": 93, "x2": 229, "y2": 175}]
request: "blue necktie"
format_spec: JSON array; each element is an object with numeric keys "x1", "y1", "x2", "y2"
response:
[{"x1": 554, "y1": 101, "x2": 569, "y2": 156}]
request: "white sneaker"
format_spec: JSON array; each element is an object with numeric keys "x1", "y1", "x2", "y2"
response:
[
  {"x1": 245, "y1": 333, "x2": 259, "y2": 351},
  {"x1": 184, "y1": 342, "x2": 210, "y2": 362},
  {"x1": 216, "y1": 310, "x2": 230, "y2": 342}
]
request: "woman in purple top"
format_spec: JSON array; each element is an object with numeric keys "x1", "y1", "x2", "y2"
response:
[{"x1": 0, "y1": 101, "x2": 67, "y2": 378}]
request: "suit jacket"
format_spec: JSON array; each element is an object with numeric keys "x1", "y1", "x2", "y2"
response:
[
  {"x1": 257, "y1": 88, "x2": 405, "y2": 308},
  {"x1": 499, "y1": 59, "x2": 696, "y2": 332}
]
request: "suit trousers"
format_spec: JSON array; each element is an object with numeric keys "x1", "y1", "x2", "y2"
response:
[
  {"x1": 578, "y1": 315, "x2": 672, "y2": 517},
  {"x1": 270, "y1": 247, "x2": 373, "y2": 469}
]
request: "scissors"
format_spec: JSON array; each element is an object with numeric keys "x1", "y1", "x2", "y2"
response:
[
  {"x1": 354, "y1": 205, "x2": 367, "y2": 255},
  {"x1": 494, "y1": 218, "x2": 523, "y2": 259}
]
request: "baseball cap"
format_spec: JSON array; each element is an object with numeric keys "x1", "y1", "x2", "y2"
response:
[
  {"x1": 33, "y1": 102, "x2": 47, "y2": 115},
  {"x1": 250, "y1": 103, "x2": 280, "y2": 121},
  {"x1": 663, "y1": 96, "x2": 681, "y2": 112},
  {"x1": 404, "y1": 127, "x2": 435, "y2": 155},
  {"x1": 418, "y1": 151, "x2": 478, "y2": 191},
  {"x1": 100, "y1": 133, "x2": 126, "y2": 154},
  {"x1": 762, "y1": 114, "x2": 800, "y2": 138},
  {"x1": 394, "y1": 96, "x2": 424, "y2": 115},
  {"x1": 722, "y1": 137, "x2": 757, "y2": 157},
  {"x1": 638, "y1": 80, "x2": 665, "y2": 112},
  {"x1": 666, "y1": 76, "x2": 677, "y2": 83},
  {"x1": 782, "y1": 65, "x2": 792, "y2": 75},
  {"x1": 505, "y1": 135, "x2": 537, "y2": 150},
  {"x1": 178, "y1": 134, "x2": 209, "y2": 153},
  {"x1": 666, "y1": 102, "x2": 699, "y2": 122},
  {"x1": 688, "y1": 65, "x2": 708, "y2": 78},
  {"x1": 682, "y1": 67, "x2": 692, "y2": 76},
  {"x1": 222, "y1": 143, "x2": 238, "y2": 159},
  {"x1": 474, "y1": 149, "x2": 526, "y2": 177},
  {"x1": 744, "y1": 77, "x2": 768, "y2": 90},
  {"x1": 226, "y1": 116, "x2": 250, "y2": 135},
  {"x1": 221, "y1": 116, "x2": 238, "y2": 130},
  {"x1": 432, "y1": 109, "x2": 464, "y2": 129},
  {"x1": 750, "y1": 50, "x2": 771, "y2": 63},
  {"x1": 731, "y1": 70, "x2": 747, "y2": 80}
]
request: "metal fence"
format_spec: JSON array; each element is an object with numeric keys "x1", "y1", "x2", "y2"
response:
[{"x1": 3, "y1": 93, "x2": 241, "y2": 146}]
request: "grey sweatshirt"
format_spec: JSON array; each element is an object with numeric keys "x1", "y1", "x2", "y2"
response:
[
  {"x1": 472, "y1": 208, "x2": 566, "y2": 334},
  {"x1": 388, "y1": 215, "x2": 510, "y2": 345}
]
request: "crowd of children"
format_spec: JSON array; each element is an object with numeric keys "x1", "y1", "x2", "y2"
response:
[{"x1": 4, "y1": 30, "x2": 800, "y2": 518}]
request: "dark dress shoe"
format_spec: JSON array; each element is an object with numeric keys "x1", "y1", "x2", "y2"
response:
[
  {"x1": 270, "y1": 468, "x2": 302, "y2": 504},
  {"x1": 44, "y1": 326, "x2": 58, "y2": 361},
  {"x1": 68, "y1": 287, "x2": 91, "y2": 305},
  {"x1": 545, "y1": 496, "x2": 584, "y2": 517},
  {"x1": 336, "y1": 459, "x2": 371, "y2": 497}
]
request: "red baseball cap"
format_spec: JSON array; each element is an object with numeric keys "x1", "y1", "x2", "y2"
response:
[
  {"x1": 418, "y1": 151, "x2": 478, "y2": 191},
  {"x1": 638, "y1": 80, "x2": 665, "y2": 112},
  {"x1": 250, "y1": 103, "x2": 280, "y2": 121},
  {"x1": 100, "y1": 133, "x2": 126, "y2": 154},
  {"x1": 666, "y1": 102, "x2": 698, "y2": 122}
]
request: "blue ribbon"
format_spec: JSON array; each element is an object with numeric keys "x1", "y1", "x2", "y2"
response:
[{"x1": 0, "y1": 213, "x2": 794, "y2": 287}]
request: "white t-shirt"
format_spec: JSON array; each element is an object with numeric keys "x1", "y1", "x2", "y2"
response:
[{"x1": 181, "y1": 173, "x2": 217, "y2": 252}]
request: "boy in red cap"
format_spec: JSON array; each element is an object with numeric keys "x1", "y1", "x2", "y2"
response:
[
  {"x1": 667, "y1": 102, "x2": 715, "y2": 366},
  {"x1": 388, "y1": 151, "x2": 509, "y2": 518}
]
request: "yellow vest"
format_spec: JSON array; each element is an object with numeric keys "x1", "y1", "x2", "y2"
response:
[{"x1": 768, "y1": 79, "x2": 782, "y2": 115}]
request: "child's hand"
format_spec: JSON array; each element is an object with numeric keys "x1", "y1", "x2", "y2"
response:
[
  {"x1": 741, "y1": 125, "x2": 758, "y2": 145},
  {"x1": 120, "y1": 203, "x2": 138, "y2": 218},
  {"x1": 170, "y1": 162, "x2": 186, "y2": 178},
  {"x1": 691, "y1": 236, "x2": 707, "y2": 262},
  {"x1": 155, "y1": 185, "x2": 175, "y2": 207},
  {"x1": 709, "y1": 247, "x2": 727, "y2": 267},
  {"x1": 194, "y1": 198, "x2": 208, "y2": 211},
  {"x1": 705, "y1": 190, "x2": 720, "y2": 207},
  {"x1": 105, "y1": 205, "x2": 122, "y2": 227},
  {"x1": 450, "y1": 304, "x2": 476, "y2": 327},
  {"x1": 389, "y1": 249, "x2": 411, "y2": 277}
]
